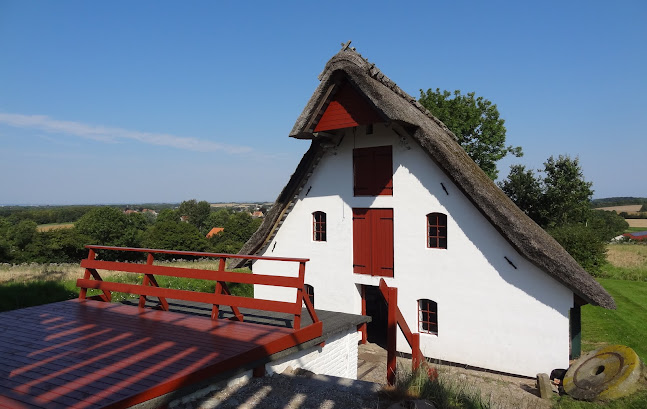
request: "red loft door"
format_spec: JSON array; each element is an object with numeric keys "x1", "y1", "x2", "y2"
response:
[{"x1": 353, "y1": 208, "x2": 394, "y2": 277}]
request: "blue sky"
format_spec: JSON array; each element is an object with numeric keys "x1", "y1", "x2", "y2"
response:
[{"x1": 1, "y1": 1, "x2": 645, "y2": 205}]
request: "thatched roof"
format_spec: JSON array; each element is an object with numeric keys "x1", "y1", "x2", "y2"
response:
[{"x1": 238, "y1": 47, "x2": 615, "y2": 309}]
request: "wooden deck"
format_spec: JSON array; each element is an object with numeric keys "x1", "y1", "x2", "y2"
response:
[{"x1": 0, "y1": 299, "x2": 320, "y2": 409}]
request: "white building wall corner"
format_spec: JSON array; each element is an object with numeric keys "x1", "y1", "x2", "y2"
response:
[{"x1": 266, "y1": 330, "x2": 360, "y2": 379}]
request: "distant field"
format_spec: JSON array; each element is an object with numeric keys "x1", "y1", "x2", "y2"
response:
[
  {"x1": 627, "y1": 219, "x2": 647, "y2": 228},
  {"x1": 36, "y1": 223, "x2": 74, "y2": 232},
  {"x1": 595, "y1": 204, "x2": 643, "y2": 212}
]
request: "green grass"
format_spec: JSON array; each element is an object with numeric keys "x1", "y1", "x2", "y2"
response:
[
  {"x1": 553, "y1": 388, "x2": 647, "y2": 409},
  {"x1": 555, "y1": 278, "x2": 647, "y2": 409},
  {"x1": 626, "y1": 227, "x2": 647, "y2": 233},
  {"x1": 0, "y1": 280, "x2": 79, "y2": 312},
  {"x1": 580, "y1": 278, "x2": 647, "y2": 361}
]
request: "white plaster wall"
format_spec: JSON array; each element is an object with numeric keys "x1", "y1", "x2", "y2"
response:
[
  {"x1": 254, "y1": 124, "x2": 573, "y2": 377},
  {"x1": 266, "y1": 330, "x2": 360, "y2": 379}
]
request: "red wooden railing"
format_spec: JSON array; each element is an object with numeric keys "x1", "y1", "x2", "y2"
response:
[
  {"x1": 77, "y1": 245, "x2": 320, "y2": 331},
  {"x1": 378, "y1": 278, "x2": 438, "y2": 385}
]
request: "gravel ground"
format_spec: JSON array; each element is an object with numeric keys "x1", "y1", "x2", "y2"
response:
[
  {"x1": 169, "y1": 372, "x2": 387, "y2": 409},
  {"x1": 170, "y1": 343, "x2": 553, "y2": 409}
]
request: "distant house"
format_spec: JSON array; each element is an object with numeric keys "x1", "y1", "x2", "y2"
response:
[
  {"x1": 142, "y1": 208, "x2": 158, "y2": 216},
  {"x1": 237, "y1": 46, "x2": 615, "y2": 378},
  {"x1": 623, "y1": 231, "x2": 647, "y2": 241},
  {"x1": 124, "y1": 209, "x2": 138, "y2": 215},
  {"x1": 206, "y1": 227, "x2": 224, "y2": 238},
  {"x1": 252, "y1": 211, "x2": 265, "y2": 218},
  {"x1": 180, "y1": 215, "x2": 190, "y2": 223}
]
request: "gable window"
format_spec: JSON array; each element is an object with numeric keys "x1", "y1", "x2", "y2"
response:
[
  {"x1": 313, "y1": 211, "x2": 326, "y2": 241},
  {"x1": 304, "y1": 284, "x2": 314, "y2": 308},
  {"x1": 427, "y1": 212, "x2": 447, "y2": 249},
  {"x1": 353, "y1": 145, "x2": 393, "y2": 196},
  {"x1": 418, "y1": 299, "x2": 438, "y2": 335}
]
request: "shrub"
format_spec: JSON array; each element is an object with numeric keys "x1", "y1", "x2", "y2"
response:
[{"x1": 548, "y1": 224, "x2": 607, "y2": 275}]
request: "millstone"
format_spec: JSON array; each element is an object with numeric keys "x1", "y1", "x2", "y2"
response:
[{"x1": 563, "y1": 345, "x2": 644, "y2": 401}]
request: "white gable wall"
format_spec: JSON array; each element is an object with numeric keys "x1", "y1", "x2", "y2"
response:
[{"x1": 253, "y1": 124, "x2": 573, "y2": 377}]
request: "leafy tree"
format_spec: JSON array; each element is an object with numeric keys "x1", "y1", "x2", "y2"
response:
[
  {"x1": 8, "y1": 220, "x2": 38, "y2": 250},
  {"x1": 419, "y1": 88, "x2": 522, "y2": 179},
  {"x1": 156, "y1": 209, "x2": 179, "y2": 224},
  {"x1": 499, "y1": 155, "x2": 609, "y2": 273},
  {"x1": 178, "y1": 199, "x2": 211, "y2": 231},
  {"x1": 547, "y1": 225, "x2": 607, "y2": 275},
  {"x1": 223, "y1": 212, "x2": 262, "y2": 243},
  {"x1": 203, "y1": 209, "x2": 232, "y2": 234},
  {"x1": 499, "y1": 155, "x2": 594, "y2": 229},
  {"x1": 0, "y1": 218, "x2": 11, "y2": 263},
  {"x1": 45, "y1": 228, "x2": 88, "y2": 262},
  {"x1": 498, "y1": 165, "x2": 542, "y2": 222},
  {"x1": 142, "y1": 221, "x2": 208, "y2": 258},
  {"x1": 75, "y1": 207, "x2": 128, "y2": 246},
  {"x1": 587, "y1": 210, "x2": 629, "y2": 242},
  {"x1": 540, "y1": 155, "x2": 593, "y2": 228}
]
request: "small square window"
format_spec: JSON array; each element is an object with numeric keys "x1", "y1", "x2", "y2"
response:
[
  {"x1": 418, "y1": 299, "x2": 438, "y2": 335},
  {"x1": 313, "y1": 211, "x2": 326, "y2": 241}
]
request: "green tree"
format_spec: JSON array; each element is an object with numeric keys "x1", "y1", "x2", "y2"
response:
[
  {"x1": 142, "y1": 221, "x2": 208, "y2": 258},
  {"x1": 178, "y1": 199, "x2": 211, "y2": 231},
  {"x1": 203, "y1": 209, "x2": 232, "y2": 234},
  {"x1": 498, "y1": 164, "x2": 542, "y2": 222},
  {"x1": 499, "y1": 155, "x2": 594, "y2": 229},
  {"x1": 0, "y1": 217, "x2": 12, "y2": 262},
  {"x1": 156, "y1": 209, "x2": 179, "y2": 224},
  {"x1": 8, "y1": 220, "x2": 38, "y2": 250},
  {"x1": 45, "y1": 228, "x2": 88, "y2": 262},
  {"x1": 587, "y1": 210, "x2": 629, "y2": 242},
  {"x1": 548, "y1": 225, "x2": 607, "y2": 275},
  {"x1": 641, "y1": 204, "x2": 647, "y2": 212},
  {"x1": 540, "y1": 155, "x2": 593, "y2": 228},
  {"x1": 75, "y1": 207, "x2": 128, "y2": 245},
  {"x1": 419, "y1": 88, "x2": 522, "y2": 179}
]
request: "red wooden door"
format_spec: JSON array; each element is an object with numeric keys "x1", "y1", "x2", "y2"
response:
[{"x1": 353, "y1": 208, "x2": 394, "y2": 277}]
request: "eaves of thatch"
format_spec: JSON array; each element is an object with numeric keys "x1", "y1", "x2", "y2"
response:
[{"x1": 238, "y1": 47, "x2": 615, "y2": 310}]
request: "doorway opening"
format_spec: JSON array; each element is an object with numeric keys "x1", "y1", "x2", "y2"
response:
[{"x1": 361, "y1": 284, "x2": 388, "y2": 347}]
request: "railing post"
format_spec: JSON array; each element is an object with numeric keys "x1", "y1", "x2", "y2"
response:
[
  {"x1": 412, "y1": 332, "x2": 421, "y2": 372},
  {"x1": 212, "y1": 257, "x2": 226, "y2": 320},
  {"x1": 293, "y1": 261, "x2": 306, "y2": 330},
  {"x1": 387, "y1": 286, "x2": 397, "y2": 386},
  {"x1": 79, "y1": 249, "x2": 96, "y2": 300},
  {"x1": 359, "y1": 285, "x2": 367, "y2": 344},
  {"x1": 139, "y1": 253, "x2": 154, "y2": 308}
]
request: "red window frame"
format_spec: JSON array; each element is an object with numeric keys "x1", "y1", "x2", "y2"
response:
[
  {"x1": 304, "y1": 284, "x2": 314, "y2": 308},
  {"x1": 418, "y1": 299, "x2": 438, "y2": 335},
  {"x1": 427, "y1": 212, "x2": 447, "y2": 249},
  {"x1": 313, "y1": 211, "x2": 326, "y2": 242}
]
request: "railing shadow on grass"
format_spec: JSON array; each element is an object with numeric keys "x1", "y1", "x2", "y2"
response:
[{"x1": 0, "y1": 280, "x2": 77, "y2": 312}]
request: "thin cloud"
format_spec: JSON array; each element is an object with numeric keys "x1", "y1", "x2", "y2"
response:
[{"x1": 0, "y1": 112, "x2": 252, "y2": 154}]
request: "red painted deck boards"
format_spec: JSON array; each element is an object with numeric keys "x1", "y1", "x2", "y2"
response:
[{"x1": 0, "y1": 299, "x2": 296, "y2": 409}]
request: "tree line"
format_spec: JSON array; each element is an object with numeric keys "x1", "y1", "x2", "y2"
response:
[{"x1": 0, "y1": 200, "x2": 261, "y2": 264}]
